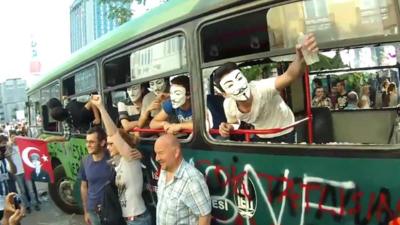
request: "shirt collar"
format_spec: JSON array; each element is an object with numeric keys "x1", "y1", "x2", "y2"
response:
[{"x1": 174, "y1": 159, "x2": 186, "y2": 179}]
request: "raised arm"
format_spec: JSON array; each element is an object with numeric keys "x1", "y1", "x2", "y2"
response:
[
  {"x1": 91, "y1": 95, "x2": 137, "y2": 158},
  {"x1": 84, "y1": 101, "x2": 101, "y2": 125},
  {"x1": 275, "y1": 33, "x2": 318, "y2": 92}
]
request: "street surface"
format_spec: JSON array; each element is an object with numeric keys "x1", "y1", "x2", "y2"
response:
[{"x1": 20, "y1": 183, "x2": 84, "y2": 225}]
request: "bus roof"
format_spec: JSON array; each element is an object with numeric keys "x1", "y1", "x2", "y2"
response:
[{"x1": 27, "y1": 0, "x2": 245, "y2": 94}]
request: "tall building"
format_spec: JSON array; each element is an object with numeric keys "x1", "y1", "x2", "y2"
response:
[
  {"x1": 70, "y1": 0, "x2": 130, "y2": 53},
  {"x1": 0, "y1": 78, "x2": 27, "y2": 123}
]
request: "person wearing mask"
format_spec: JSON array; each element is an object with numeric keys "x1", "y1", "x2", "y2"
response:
[
  {"x1": 213, "y1": 34, "x2": 319, "y2": 143},
  {"x1": 117, "y1": 84, "x2": 148, "y2": 132},
  {"x1": 150, "y1": 76, "x2": 193, "y2": 135}
]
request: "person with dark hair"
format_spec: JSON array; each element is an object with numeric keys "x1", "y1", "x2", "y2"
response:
[
  {"x1": 79, "y1": 126, "x2": 114, "y2": 225},
  {"x1": 90, "y1": 95, "x2": 151, "y2": 225},
  {"x1": 312, "y1": 78, "x2": 323, "y2": 98},
  {"x1": 7, "y1": 131, "x2": 40, "y2": 213},
  {"x1": 312, "y1": 87, "x2": 332, "y2": 109},
  {"x1": 136, "y1": 78, "x2": 170, "y2": 130},
  {"x1": 45, "y1": 97, "x2": 100, "y2": 142},
  {"x1": 117, "y1": 84, "x2": 148, "y2": 132},
  {"x1": 213, "y1": 34, "x2": 318, "y2": 143},
  {"x1": 150, "y1": 75, "x2": 193, "y2": 134},
  {"x1": 335, "y1": 81, "x2": 348, "y2": 110}
]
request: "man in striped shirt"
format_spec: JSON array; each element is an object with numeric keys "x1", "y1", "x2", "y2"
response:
[{"x1": 154, "y1": 134, "x2": 211, "y2": 225}]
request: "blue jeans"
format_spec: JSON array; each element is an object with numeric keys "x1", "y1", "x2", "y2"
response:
[
  {"x1": 126, "y1": 210, "x2": 152, "y2": 225},
  {"x1": 15, "y1": 174, "x2": 38, "y2": 208},
  {"x1": 87, "y1": 210, "x2": 101, "y2": 225}
]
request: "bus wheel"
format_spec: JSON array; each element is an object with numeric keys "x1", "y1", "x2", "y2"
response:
[{"x1": 48, "y1": 165, "x2": 81, "y2": 214}]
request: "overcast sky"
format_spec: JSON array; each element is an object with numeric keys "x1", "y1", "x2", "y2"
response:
[{"x1": 0, "y1": 0, "x2": 72, "y2": 85}]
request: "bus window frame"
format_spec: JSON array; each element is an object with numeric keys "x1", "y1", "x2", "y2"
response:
[
  {"x1": 195, "y1": 0, "x2": 400, "y2": 151},
  {"x1": 61, "y1": 63, "x2": 99, "y2": 99},
  {"x1": 44, "y1": 62, "x2": 100, "y2": 136},
  {"x1": 27, "y1": 91, "x2": 41, "y2": 128},
  {"x1": 101, "y1": 32, "x2": 189, "y2": 92},
  {"x1": 100, "y1": 31, "x2": 195, "y2": 143},
  {"x1": 39, "y1": 80, "x2": 62, "y2": 134}
]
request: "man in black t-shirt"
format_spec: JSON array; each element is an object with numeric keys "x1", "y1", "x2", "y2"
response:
[{"x1": 45, "y1": 98, "x2": 100, "y2": 142}]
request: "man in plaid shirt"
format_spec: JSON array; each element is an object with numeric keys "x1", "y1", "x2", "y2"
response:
[{"x1": 154, "y1": 134, "x2": 211, "y2": 225}]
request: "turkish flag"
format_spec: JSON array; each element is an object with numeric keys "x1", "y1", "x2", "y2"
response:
[{"x1": 14, "y1": 137, "x2": 54, "y2": 183}]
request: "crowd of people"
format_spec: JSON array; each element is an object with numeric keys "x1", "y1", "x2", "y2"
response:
[
  {"x1": 0, "y1": 122, "x2": 45, "y2": 225},
  {"x1": 0, "y1": 33, "x2": 320, "y2": 225},
  {"x1": 76, "y1": 95, "x2": 211, "y2": 225},
  {"x1": 311, "y1": 77, "x2": 399, "y2": 110}
]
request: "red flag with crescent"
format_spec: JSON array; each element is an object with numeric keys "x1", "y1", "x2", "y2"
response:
[{"x1": 15, "y1": 137, "x2": 54, "y2": 183}]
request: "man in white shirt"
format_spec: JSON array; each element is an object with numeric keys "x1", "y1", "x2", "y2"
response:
[{"x1": 214, "y1": 33, "x2": 319, "y2": 143}]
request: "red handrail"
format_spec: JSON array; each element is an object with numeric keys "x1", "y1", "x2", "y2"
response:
[
  {"x1": 304, "y1": 66, "x2": 313, "y2": 144},
  {"x1": 132, "y1": 118, "x2": 308, "y2": 142},
  {"x1": 209, "y1": 117, "x2": 308, "y2": 142},
  {"x1": 132, "y1": 128, "x2": 193, "y2": 134}
]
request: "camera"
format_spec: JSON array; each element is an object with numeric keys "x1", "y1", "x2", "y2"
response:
[{"x1": 13, "y1": 195, "x2": 22, "y2": 209}]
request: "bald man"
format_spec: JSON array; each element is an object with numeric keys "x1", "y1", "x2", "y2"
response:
[{"x1": 154, "y1": 134, "x2": 211, "y2": 225}]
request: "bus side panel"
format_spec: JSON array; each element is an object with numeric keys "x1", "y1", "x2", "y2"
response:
[{"x1": 141, "y1": 144, "x2": 399, "y2": 225}]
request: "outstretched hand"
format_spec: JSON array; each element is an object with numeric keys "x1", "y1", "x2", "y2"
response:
[
  {"x1": 296, "y1": 33, "x2": 319, "y2": 58},
  {"x1": 90, "y1": 95, "x2": 103, "y2": 108}
]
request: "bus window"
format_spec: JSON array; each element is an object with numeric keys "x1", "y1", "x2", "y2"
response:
[
  {"x1": 267, "y1": 0, "x2": 398, "y2": 50},
  {"x1": 308, "y1": 44, "x2": 400, "y2": 110},
  {"x1": 40, "y1": 82, "x2": 60, "y2": 132},
  {"x1": 130, "y1": 36, "x2": 187, "y2": 79},
  {"x1": 104, "y1": 75, "x2": 191, "y2": 139},
  {"x1": 28, "y1": 92, "x2": 42, "y2": 137},
  {"x1": 63, "y1": 65, "x2": 97, "y2": 96},
  {"x1": 104, "y1": 55, "x2": 130, "y2": 88},
  {"x1": 202, "y1": 62, "x2": 305, "y2": 143},
  {"x1": 201, "y1": 10, "x2": 268, "y2": 62}
]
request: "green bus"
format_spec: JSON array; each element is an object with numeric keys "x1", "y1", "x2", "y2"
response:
[{"x1": 27, "y1": 0, "x2": 400, "y2": 224}]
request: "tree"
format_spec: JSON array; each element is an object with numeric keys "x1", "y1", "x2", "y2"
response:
[
  {"x1": 99, "y1": 0, "x2": 168, "y2": 25},
  {"x1": 99, "y1": 0, "x2": 134, "y2": 25}
]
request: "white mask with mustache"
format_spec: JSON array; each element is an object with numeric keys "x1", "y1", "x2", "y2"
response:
[
  {"x1": 148, "y1": 78, "x2": 167, "y2": 96},
  {"x1": 220, "y1": 69, "x2": 250, "y2": 101},
  {"x1": 170, "y1": 85, "x2": 186, "y2": 109}
]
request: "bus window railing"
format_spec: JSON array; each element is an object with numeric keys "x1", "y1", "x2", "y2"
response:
[
  {"x1": 132, "y1": 117, "x2": 308, "y2": 143},
  {"x1": 209, "y1": 117, "x2": 309, "y2": 142},
  {"x1": 132, "y1": 128, "x2": 193, "y2": 134}
]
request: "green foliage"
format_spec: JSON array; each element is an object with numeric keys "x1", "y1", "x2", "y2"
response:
[
  {"x1": 241, "y1": 63, "x2": 277, "y2": 82},
  {"x1": 99, "y1": 0, "x2": 134, "y2": 25},
  {"x1": 99, "y1": 0, "x2": 168, "y2": 25},
  {"x1": 310, "y1": 50, "x2": 346, "y2": 71}
]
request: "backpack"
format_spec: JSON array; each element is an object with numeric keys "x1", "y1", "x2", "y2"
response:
[{"x1": 98, "y1": 180, "x2": 126, "y2": 225}]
